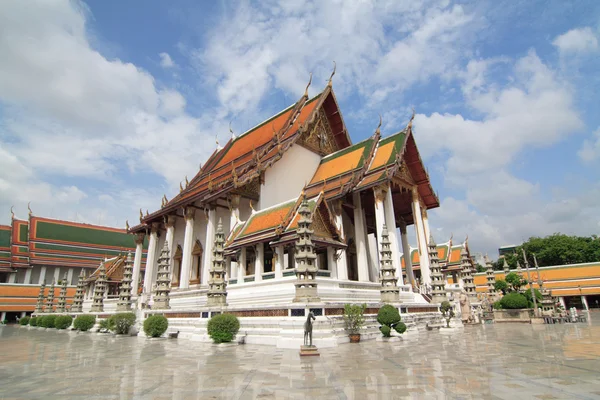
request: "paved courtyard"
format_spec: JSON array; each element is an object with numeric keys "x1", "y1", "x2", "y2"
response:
[{"x1": 1, "y1": 312, "x2": 599, "y2": 400}]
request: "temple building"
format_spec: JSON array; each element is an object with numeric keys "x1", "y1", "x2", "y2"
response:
[{"x1": 0, "y1": 209, "x2": 144, "y2": 321}]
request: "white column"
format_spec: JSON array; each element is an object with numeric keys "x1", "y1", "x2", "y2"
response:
[
  {"x1": 38, "y1": 266, "x2": 47, "y2": 284},
  {"x1": 399, "y1": 221, "x2": 415, "y2": 289},
  {"x1": 351, "y1": 194, "x2": 370, "y2": 282},
  {"x1": 0, "y1": 312, "x2": 5, "y2": 322},
  {"x1": 164, "y1": 215, "x2": 176, "y2": 277},
  {"x1": 8, "y1": 272, "x2": 16, "y2": 283},
  {"x1": 383, "y1": 187, "x2": 404, "y2": 285},
  {"x1": 143, "y1": 224, "x2": 159, "y2": 294},
  {"x1": 327, "y1": 247, "x2": 337, "y2": 279},
  {"x1": 202, "y1": 207, "x2": 216, "y2": 286},
  {"x1": 20, "y1": 311, "x2": 26, "y2": 318},
  {"x1": 332, "y1": 206, "x2": 348, "y2": 280},
  {"x1": 237, "y1": 248, "x2": 246, "y2": 284},
  {"x1": 275, "y1": 246, "x2": 284, "y2": 279},
  {"x1": 24, "y1": 268, "x2": 32, "y2": 284},
  {"x1": 53, "y1": 267, "x2": 61, "y2": 283},
  {"x1": 411, "y1": 187, "x2": 430, "y2": 285},
  {"x1": 229, "y1": 195, "x2": 240, "y2": 231},
  {"x1": 422, "y1": 209, "x2": 431, "y2": 242},
  {"x1": 373, "y1": 185, "x2": 387, "y2": 281},
  {"x1": 255, "y1": 243, "x2": 264, "y2": 282},
  {"x1": 559, "y1": 296, "x2": 566, "y2": 310},
  {"x1": 179, "y1": 207, "x2": 195, "y2": 289},
  {"x1": 581, "y1": 295, "x2": 589, "y2": 311},
  {"x1": 132, "y1": 233, "x2": 144, "y2": 296},
  {"x1": 67, "y1": 268, "x2": 74, "y2": 285}
]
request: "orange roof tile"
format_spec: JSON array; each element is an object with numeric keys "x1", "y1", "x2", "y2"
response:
[
  {"x1": 238, "y1": 199, "x2": 297, "y2": 238},
  {"x1": 368, "y1": 141, "x2": 395, "y2": 171},
  {"x1": 310, "y1": 147, "x2": 364, "y2": 183}
]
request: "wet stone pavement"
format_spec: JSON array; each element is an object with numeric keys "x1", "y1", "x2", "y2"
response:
[{"x1": 1, "y1": 312, "x2": 599, "y2": 400}]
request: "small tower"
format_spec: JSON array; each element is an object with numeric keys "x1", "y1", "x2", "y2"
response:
[
  {"x1": 71, "y1": 269, "x2": 86, "y2": 313},
  {"x1": 207, "y1": 219, "x2": 228, "y2": 307},
  {"x1": 56, "y1": 274, "x2": 68, "y2": 313},
  {"x1": 91, "y1": 262, "x2": 107, "y2": 312},
  {"x1": 516, "y1": 259, "x2": 523, "y2": 275},
  {"x1": 502, "y1": 257, "x2": 510, "y2": 275},
  {"x1": 117, "y1": 252, "x2": 134, "y2": 311},
  {"x1": 293, "y1": 196, "x2": 320, "y2": 302},
  {"x1": 35, "y1": 282, "x2": 46, "y2": 314},
  {"x1": 485, "y1": 255, "x2": 496, "y2": 293},
  {"x1": 428, "y1": 234, "x2": 447, "y2": 303},
  {"x1": 379, "y1": 224, "x2": 399, "y2": 303},
  {"x1": 460, "y1": 248, "x2": 476, "y2": 299},
  {"x1": 153, "y1": 242, "x2": 171, "y2": 310},
  {"x1": 45, "y1": 280, "x2": 55, "y2": 313}
]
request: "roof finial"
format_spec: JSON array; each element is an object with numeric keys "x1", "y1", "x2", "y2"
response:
[
  {"x1": 249, "y1": 200, "x2": 255, "y2": 213},
  {"x1": 146, "y1": 210, "x2": 149, "y2": 217},
  {"x1": 27, "y1": 202, "x2": 32, "y2": 217},
  {"x1": 125, "y1": 220, "x2": 130, "y2": 231},
  {"x1": 375, "y1": 114, "x2": 382, "y2": 136},
  {"x1": 327, "y1": 61, "x2": 336, "y2": 88},
  {"x1": 215, "y1": 134, "x2": 221, "y2": 150},
  {"x1": 139, "y1": 208, "x2": 143, "y2": 222},
  {"x1": 407, "y1": 108, "x2": 415, "y2": 131},
  {"x1": 180, "y1": 181, "x2": 184, "y2": 192},
  {"x1": 10, "y1": 206, "x2": 14, "y2": 220},
  {"x1": 185, "y1": 175, "x2": 189, "y2": 187},
  {"x1": 304, "y1": 72, "x2": 312, "y2": 97},
  {"x1": 229, "y1": 121, "x2": 236, "y2": 140}
]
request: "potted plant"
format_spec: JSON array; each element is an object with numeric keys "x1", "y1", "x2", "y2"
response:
[
  {"x1": 343, "y1": 303, "x2": 366, "y2": 343},
  {"x1": 440, "y1": 301, "x2": 455, "y2": 328}
]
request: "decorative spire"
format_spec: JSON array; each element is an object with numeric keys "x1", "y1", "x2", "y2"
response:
[
  {"x1": 249, "y1": 200, "x2": 255, "y2": 213},
  {"x1": 180, "y1": 181, "x2": 184, "y2": 192},
  {"x1": 45, "y1": 280, "x2": 55, "y2": 313},
  {"x1": 327, "y1": 61, "x2": 336, "y2": 88},
  {"x1": 485, "y1": 254, "x2": 496, "y2": 293},
  {"x1": 375, "y1": 114, "x2": 382, "y2": 137},
  {"x1": 303, "y1": 72, "x2": 313, "y2": 98},
  {"x1": 27, "y1": 202, "x2": 33, "y2": 218},
  {"x1": 10, "y1": 206, "x2": 14, "y2": 220},
  {"x1": 293, "y1": 196, "x2": 319, "y2": 302},
  {"x1": 125, "y1": 220, "x2": 130, "y2": 231},
  {"x1": 502, "y1": 257, "x2": 509, "y2": 274},
  {"x1": 460, "y1": 246, "x2": 476, "y2": 299},
  {"x1": 230, "y1": 121, "x2": 236, "y2": 140},
  {"x1": 56, "y1": 274, "x2": 68, "y2": 313},
  {"x1": 91, "y1": 262, "x2": 107, "y2": 312},
  {"x1": 380, "y1": 224, "x2": 400, "y2": 303},
  {"x1": 153, "y1": 242, "x2": 171, "y2": 310},
  {"x1": 428, "y1": 234, "x2": 446, "y2": 303},
  {"x1": 71, "y1": 269, "x2": 86, "y2": 313},
  {"x1": 207, "y1": 219, "x2": 227, "y2": 306},
  {"x1": 407, "y1": 108, "x2": 415, "y2": 132},
  {"x1": 139, "y1": 208, "x2": 143, "y2": 222},
  {"x1": 117, "y1": 252, "x2": 134, "y2": 311},
  {"x1": 34, "y1": 282, "x2": 46, "y2": 314},
  {"x1": 185, "y1": 175, "x2": 189, "y2": 187}
]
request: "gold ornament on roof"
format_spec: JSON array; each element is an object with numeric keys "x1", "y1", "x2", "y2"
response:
[
  {"x1": 10, "y1": 206, "x2": 14, "y2": 220},
  {"x1": 185, "y1": 176, "x2": 189, "y2": 187},
  {"x1": 146, "y1": 210, "x2": 149, "y2": 217},
  {"x1": 375, "y1": 114, "x2": 382, "y2": 137},
  {"x1": 303, "y1": 72, "x2": 312, "y2": 98},
  {"x1": 230, "y1": 121, "x2": 236, "y2": 139},
  {"x1": 327, "y1": 61, "x2": 336, "y2": 88},
  {"x1": 180, "y1": 181, "x2": 184, "y2": 192},
  {"x1": 139, "y1": 209, "x2": 143, "y2": 222},
  {"x1": 27, "y1": 202, "x2": 32, "y2": 217},
  {"x1": 407, "y1": 108, "x2": 415, "y2": 131},
  {"x1": 125, "y1": 220, "x2": 130, "y2": 231},
  {"x1": 249, "y1": 200, "x2": 255, "y2": 213},
  {"x1": 208, "y1": 173, "x2": 214, "y2": 191}
]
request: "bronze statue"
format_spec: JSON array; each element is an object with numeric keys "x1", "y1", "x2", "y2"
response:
[{"x1": 304, "y1": 311, "x2": 316, "y2": 346}]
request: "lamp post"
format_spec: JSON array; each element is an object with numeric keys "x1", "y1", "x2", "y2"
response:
[{"x1": 522, "y1": 248, "x2": 538, "y2": 317}]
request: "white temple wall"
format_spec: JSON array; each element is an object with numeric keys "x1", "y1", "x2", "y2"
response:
[
  {"x1": 173, "y1": 217, "x2": 186, "y2": 251},
  {"x1": 259, "y1": 145, "x2": 321, "y2": 209},
  {"x1": 237, "y1": 197, "x2": 253, "y2": 223},
  {"x1": 216, "y1": 207, "x2": 231, "y2": 233},
  {"x1": 191, "y1": 215, "x2": 208, "y2": 280}
]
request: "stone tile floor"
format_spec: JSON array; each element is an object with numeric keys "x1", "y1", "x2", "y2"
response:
[{"x1": 1, "y1": 312, "x2": 599, "y2": 399}]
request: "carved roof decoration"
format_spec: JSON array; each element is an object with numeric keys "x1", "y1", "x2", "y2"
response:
[{"x1": 86, "y1": 255, "x2": 128, "y2": 283}]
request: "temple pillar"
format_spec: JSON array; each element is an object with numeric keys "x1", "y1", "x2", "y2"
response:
[
  {"x1": 38, "y1": 266, "x2": 47, "y2": 284},
  {"x1": 179, "y1": 207, "x2": 195, "y2": 289},
  {"x1": 383, "y1": 187, "x2": 404, "y2": 285},
  {"x1": 24, "y1": 268, "x2": 32, "y2": 285},
  {"x1": 143, "y1": 224, "x2": 160, "y2": 294},
  {"x1": 255, "y1": 243, "x2": 264, "y2": 282},
  {"x1": 581, "y1": 295, "x2": 589, "y2": 311},
  {"x1": 275, "y1": 246, "x2": 284, "y2": 279},
  {"x1": 66, "y1": 268, "x2": 74, "y2": 286},
  {"x1": 237, "y1": 248, "x2": 246, "y2": 284},
  {"x1": 131, "y1": 233, "x2": 144, "y2": 296},
  {"x1": 422, "y1": 208, "x2": 431, "y2": 242},
  {"x1": 411, "y1": 187, "x2": 430, "y2": 285},
  {"x1": 8, "y1": 272, "x2": 16, "y2": 283},
  {"x1": 351, "y1": 194, "x2": 370, "y2": 282},
  {"x1": 399, "y1": 221, "x2": 415, "y2": 289},
  {"x1": 229, "y1": 194, "x2": 240, "y2": 230},
  {"x1": 332, "y1": 205, "x2": 348, "y2": 280},
  {"x1": 53, "y1": 267, "x2": 61, "y2": 283},
  {"x1": 202, "y1": 207, "x2": 216, "y2": 286},
  {"x1": 327, "y1": 247, "x2": 338, "y2": 279},
  {"x1": 373, "y1": 185, "x2": 387, "y2": 280},
  {"x1": 0, "y1": 312, "x2": 5, "y2": 322},
  {"x1": 164, "y1": 215, "x2": 176, "y2": 279}
]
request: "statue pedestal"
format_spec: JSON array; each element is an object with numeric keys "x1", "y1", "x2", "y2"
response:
[{"x1": 299, "y1": 345, "x2": 320, "y2": 357}]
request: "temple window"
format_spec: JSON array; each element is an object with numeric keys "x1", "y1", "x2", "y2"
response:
[
  {"x1": 316, "y1": 249, "x2": 327, "y2": 271},
  {"x1": 191, "y1": 239, "x2": 203, "y2": 285},
  {"x1": 246, "y1": 247, "x2": 256, "y2": 275},
  {"x1": 173, "y1": 245, "x2": 183, "y2": 287},
  {"x1": 264, "y1": 246, "x2": 274, "y2": 273}
]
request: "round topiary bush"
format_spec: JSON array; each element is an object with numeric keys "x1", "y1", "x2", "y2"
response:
[
  {"x1": 493, "y1": 301, "x2": 503, "y2": 310},
  {"x1": 207, "y1": 313, "x2": 240, "y2": 343},
  {"x1": 29, "y1": 317, "x2": 38, "y2": 327},
  {"x1": 54, "y1": 315, "x2": 73, "y2": 330},
  {"x1": 110, "y1": 313, "x2": 136, "y2": 334},
  {"x1": 143, "y1": 315, "x2": 168, "y2": 338},
  {"x1": 39, "y1": 315, "x2": 57, "y2": 328},
  {"x1": 394, "y1": 321, "x2": 407, "y2": 334},
  {"x1": 377, "y1": 305, "x2": 405, "y2": 337},
  {"x1": 19, "y1": 316, "x2": 30, "y2": 326},
  {"x1": 73, "y1": 315, "x2": 96, "y2": 331},
  {"x1": 379, "y1": 325, "x2": 391, "y2": 336},
  {"x1": 499, "y1": 292, "x2": 528, "y2": 309}
]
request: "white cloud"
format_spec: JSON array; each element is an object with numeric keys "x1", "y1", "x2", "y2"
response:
[
  {"x1": 553, "y1": 27, "x2": 598, "y2": 54},
  {"x1": 578, "y1": 127, "x2": 600, "y2": 163},
  {"x1": 159, "y1": 52, "x2": 175, "y2": 68}
]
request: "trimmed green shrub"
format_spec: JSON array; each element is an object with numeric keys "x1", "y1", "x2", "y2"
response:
[
  {"x1": 110, "y1": 313, "x2": 136, "y2": 334},
  {"x1": 493, "y1": 301, "x2": 503, "y2": 310},
  {"x1": 524, "y1": 289, "x2": 542, "y2": 308},
  {"x1": 207, "y1": 313, "x2": 240, "y2": 343},
  {"x1": 73, "y1": 315, "x2": 96, "y2": 331},
  {"x1": 54, "y1": 315, "x2": 73, "y2": 330},
  {"x1": 39, "y1": 315, "x2": 57, "y2": 328},
  {"x1": 440, "y1": 301, "x2": 455, "y2": 328},
  {"x1": 19, "y1": 316, "x2": 30, "y2": 325},
  {"x1": 343, "y1": 303, "x2": 366, "y2": 335},
  {"x1": 377, "y1": 305, "x2": 405, "y2": 337},
  {"x1": 143, "y1": 315, "x2": 168, "y2": 338},
  {"x1": 499, "y1": 292, "x2": 528, "y2": 309},
  {"x1": 98, "y1": 318, "x2": 112, "y2": 332},
  {"x1": 29, "y1": 317, "x2": 38, "y2": 326}
]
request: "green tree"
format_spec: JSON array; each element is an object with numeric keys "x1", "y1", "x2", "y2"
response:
[
  {"x1": 476, "y1": 264, "x2": 486, "y2": 273},
  {"x1": 494, "y1": 280, "x2": 509, "y2": 295},
  {"x1": 505, "y1": 272, "x2": 526, "y2": 292}
]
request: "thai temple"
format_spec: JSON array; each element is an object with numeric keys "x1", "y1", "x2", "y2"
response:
[{"x1": 2, "y1": 77, "x2": 598, "y2": 344}]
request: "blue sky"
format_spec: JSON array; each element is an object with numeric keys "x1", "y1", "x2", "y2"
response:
[{"x1": 0, "y1": 0, "x2": 599, "y2": 258}]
